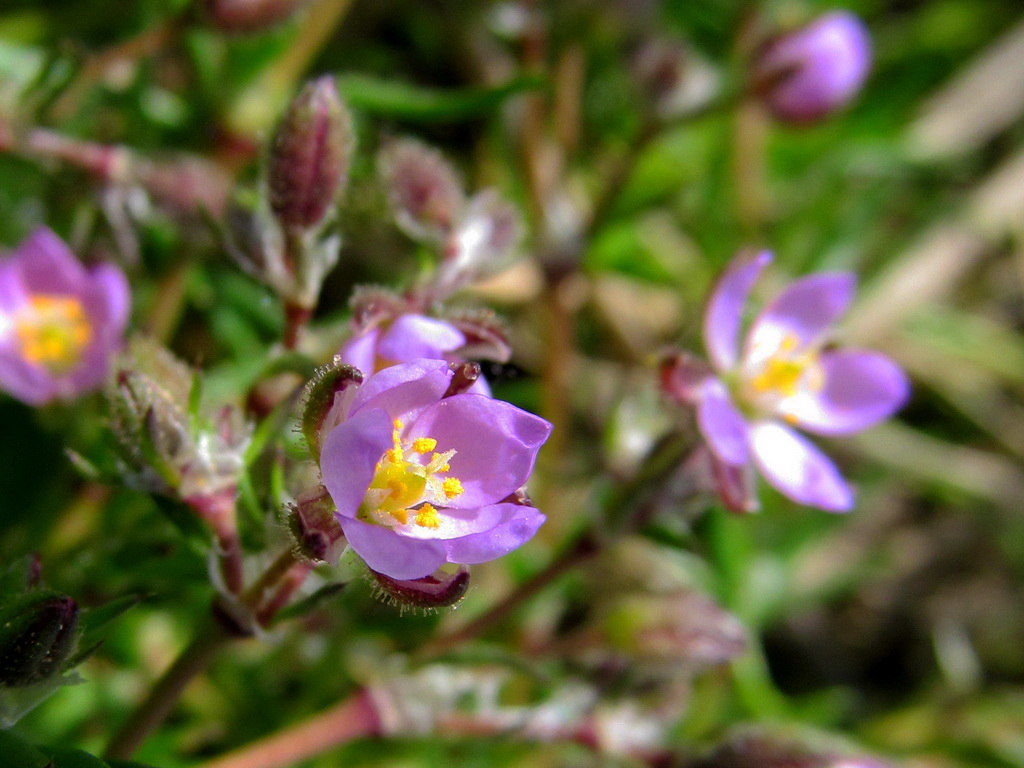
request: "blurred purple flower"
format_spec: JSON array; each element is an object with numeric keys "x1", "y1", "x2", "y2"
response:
[
  {"x1": 340, "y1": 290, "x2": 511, "y2": 396},
  {"x1": 679, "y1": 251, "x2": 907, "y2": 512},
  {"x1": 0, "y1": 229, "x2": 129, "y2": 405},
  {"x1": 319, "y1": 359, "x2": 551, "y2": 579},
  {"x1": 754, "y1": 11, "x2": 871, "y2": 124}
]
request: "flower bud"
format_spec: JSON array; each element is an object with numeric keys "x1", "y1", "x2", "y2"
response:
[
  {"x1": 603, "y1": 590, "x2": 745, "y2": 668},
  {"x1": 269, "y1": 76, "x2": 353, "y2": 231},
  {"x1": 446, "y1": 309, "x2": 512, "y2": 364},
  {"x1": 434, "y1": 190, "x2": 522, "y2": 297},
  {"x1": 288, "y1": 484, "x2": 344, "y2": 562},
  {"x1": 379, "y1": 138, "x2": 466, "y2": 243},
  {"x1": 688, "y1": 729, "x2": 891, "y2": 768},
  {"x1": 299, "y1": 357, "x2": 364, "y2": 463},
  {"x1": 659, "y1": 350, "x2": 711, "y2": 407},
  {"x1": 752, "y1": 11, "x2": 871, "y2": 124},
  {"x1": 205, "y1": 0, "x2": 309, "y2": 33},
  {"x1": 0, "y1": 593, "x2": 79, "y2": 688},
  {"x1": 369, "y1": 565, "x2": 471, "y2": 611}
]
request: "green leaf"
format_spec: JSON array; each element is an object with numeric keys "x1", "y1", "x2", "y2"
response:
[
  {"x1": 0, "y1": 730, "x2": 51, "y2": 768},
  {"x1": 336, "y1": 74, "x2": 545, "y2": 122}
]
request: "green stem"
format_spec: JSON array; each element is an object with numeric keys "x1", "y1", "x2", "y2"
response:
[{"x1": 104, "y1": 619, "x2": 235, "y2": 760}]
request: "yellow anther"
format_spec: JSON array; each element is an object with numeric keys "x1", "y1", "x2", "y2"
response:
[
  {"x1": 442, "y1": 477, "x2": 464, "y2": 498},
  {"x1": 415, "y1": 503, "x2": 441, "y2": 529},
  {"x1": 750, "y1": 358, "x2": 806, "y2": 397},
  {"x1": 385, "y1": 447, "x2": 404, "y2": 463},
  {"x1": 387, "y1": 479, "x2": 408, "y2": 498},
  {"x1": 412, "y1": 437, "x2": 437, "y2": 454},
  {"x1": 390, "y1": 508, "x2": 409, "y2": 525}
]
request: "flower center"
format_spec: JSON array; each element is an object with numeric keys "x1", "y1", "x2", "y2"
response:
[
  {"x1": 741, "y1": 333, "x2": 822, "y2": 417},
  {"x1": 359, "y1": 419, "x2": 465, "y2": 529},
  {"x1": 14, "y1": 295, "x2": 93, "y2": 374}
]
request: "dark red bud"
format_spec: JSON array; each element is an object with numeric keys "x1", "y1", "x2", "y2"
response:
[
  {"x1": 269, "y1": 76, "x2": 353, "y2": 230},
  {"x1": 370, "y1": 565, "x2": 471, "y2": 610},
  {"x1": 205, "y1": 0, "x2": 309, "y2": 33},
  {"x1": 443, "y1": 362, "x2": 481, "y2": 398},
  {"x1": 379, "y1": 138, "x2": 465, "y2": 242},
  {"x1": 288, "y1": 485, "x2": 344, "y2": 562}
]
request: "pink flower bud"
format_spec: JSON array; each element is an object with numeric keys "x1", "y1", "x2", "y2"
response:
[
  {"x1": 269, "y1": 76, "x2": 353, "y2": 230},
  {"x1": 379, "y1": 138, "x2": 465, "y2": 243},
  {"x1": 753, "y1": 11, "x2": 871, "y2": 124},
  {"x1": 369, "y1": 564, "x2": 471, "y2": 610},
  {"x1": 204, "y1": 0, "x2": 309, "y2": 33}
]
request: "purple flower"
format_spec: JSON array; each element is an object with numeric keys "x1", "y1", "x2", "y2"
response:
[
  {"x1": 754, "y1": 11, "x2": 871, "y2": 124},
  {"x1": 0, "y1": 229, "x2": 129, "y2": 405},
  {"x1": 318, "y1": 359, "x2": 551, "y2": 579},
  {"x1": 690, "y1": 251, "x2": 907, "y2": 512}
]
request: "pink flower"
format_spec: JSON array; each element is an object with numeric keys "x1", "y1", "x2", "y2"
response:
[
  {"x1": 319, "y1": 359, "x2": 551, "y2": 579},
  {"x1": 680, "y1": 251, "x2": 907, "y2": 512},
  {"x1": 754, "y1": 11, "x2": 871, "y2": 124},
  {"x1": 0, "y1": 229, "x2": 129, "y2": 405}
]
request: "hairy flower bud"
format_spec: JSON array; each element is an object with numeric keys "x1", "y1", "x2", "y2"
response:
[
  {"x1": 369, "y1": 564, "x2": 471, "y2": 610},
  {"x1": 379, "y1": 138, "x2": 466, "y2": 243},
  {"x1": 752, "y1": 12, "x2": 871, "y2": 124},
  {"x1": 205, "y1": 0, "x2": 309, "y2": 33},
  {"x1": 288, "y1": 484, "x2": 344, "y2": 562},
  {"x1": 269, "y1": 77, "x2": 353, "y2": 231},
  {"x1": 299, "y1": 357, "x2": 364, "y2": 463},
  {"x1": 0, "y1": 592, "x2": 79, "y2": 688}
]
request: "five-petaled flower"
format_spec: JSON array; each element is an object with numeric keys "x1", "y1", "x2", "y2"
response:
[
  {"x1": 318, "y1": 359, "x2": 551, "y2": 579},
  {"x1": 677, "y1": 251, "x2": 908, "y2": 512},
  {"x1": 0, "y1": 228, "x2": 129, "y2": 405}
]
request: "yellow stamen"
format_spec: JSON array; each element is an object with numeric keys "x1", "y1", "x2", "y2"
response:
[
  {"x1": 442, "y1": 477, "x2": 464, "y2": 499},
  {"x1": 412, "y1": 437, "x2": 437, "y2": 454},
  {"x1": 14, "y1": 295, "x2": 93, "y2": 373},
  {"x1": 415, "y1": 503, "x2": 441, "y2": 529},
  {"x1": 390, "y1": 508, "x2": 409, "y2": 525}
]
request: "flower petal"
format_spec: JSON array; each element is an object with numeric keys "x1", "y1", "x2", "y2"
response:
[
  {"x1": 746, "y1": 272, "x2": 855, "y2": 362},
  {"x1": 338, "y1": 327, "x2": 380, "y2": 374},
  {"x1": 782, "y1": 350, "x2": 909, "y2": 435},
  {"x1": 704, "y1": 251, "x2": 772, "y2": 371},
  {"x1": 377, "y1": 314, "x2": 466, "y2": 361},
  {"x1": 339, "y1": 516, "x2": 447, "y2": 580},
  {"x1": 750, "y1": 421, "x2": 853, "y2": 511},
  {"x1": 0, "y1": 350, "x2": 57, "y2": 405},
  {"x1": 443, "y1": 504, "x2": 546, "y2": 565},
  {"x1": 408, "y1": 394, "x2": 551, "y2": 509},
  {"x1": 320, "y1": 407, "x2": 393, "y2": 519},
  {"x1": 697, "y1": 379, "x2": 750, "y2": 465},
  {"x1": 390, "y1": 502, "x2": 526, "y2": 541},
  {"x1": 90, "y1": 263, "x2": 131, "y2": 332},
  {"x1": 348, "y1": 358, "x2": 452, "y2": 424},
  {"x1": 14, "y1": 228, "x2": 88, "y2": 292}
]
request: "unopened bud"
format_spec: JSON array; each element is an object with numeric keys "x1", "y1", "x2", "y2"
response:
[
  {"x1": 205, "y1": 0, "x2": 309, "y2": 33},
  {"x1": 688, "y1": 730, "x2": 891, "y2": 768},
  {"x1": 443, "y1": 362, "x2": 481, "y2": 398},
  {"x1": 379, "y1": 138, "x2": 465, "y2": 242},
  {"x1": 370, "y1": 565, "x2": 470, "y2": 610},
  {"x1": 288, "y1": 484, "x2": 344, "y2": 562},
  {"x1": 130, "y1": 155, "x2": 232, "y2": 216},
  {"x1": 447, "y1": 309, "x2": 512, "y2": 364},
  {"x1": 604, "y1": 591, "x2": 745, "y2": 668},
  {"x1": 300, "y1": 358, "x2": 364, "y2": 463},
  {"x1": 435, "y1": 190, "x2": 522, "y2": 296},
  {"x1": 752, "y1": 11, "x2": 871, "y2": 125},
  {"x1": 659, "y1": 350, "x2": 711, "y2": 406},
  {"x1": 269, "y1": 76, "x2": 353, "y2": 230},
  {"x1": 0, "y1": 593, "x2": 79, "y2": 688}
]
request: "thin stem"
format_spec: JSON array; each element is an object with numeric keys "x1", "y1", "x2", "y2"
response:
[
  {"x1": 104, "y1": 619, "x2": 235, "y2": 760},
  {"x1": 242, "y1": 547, "x2": 301, "y2": 609},
  {"x1": 194, "y1": 688, "x2": 382, "y2": 768},
  {"x1": 256, "y1": 562, "x2": 312, "y2": 627}
]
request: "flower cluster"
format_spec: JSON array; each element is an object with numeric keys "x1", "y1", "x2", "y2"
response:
[
  {"x1": 0, "y1": 229, "x2": 129, "y2": 405},
  {"x1": 316, "y1": 359, "x2": 551, "y2": 580},
  {"x1": 664, "y1": 252, "x2": 908, "y2": 512}
]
